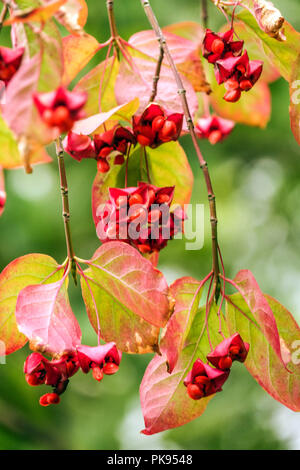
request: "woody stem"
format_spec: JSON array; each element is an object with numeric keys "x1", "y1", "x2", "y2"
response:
[
  {"x1": 55, "y1": 138, "x2": 77, "y2": 284},
  {"x1": 140, "y1": 0, "x2": 220, "y2": 299},
  {"x1": 106, "y1": 0, "x2": 120, "y2": 58},
  {"x1": 149, "y1": 45, "x2": 164, "y2": 102},
  {"x1": 202, "y1": 0, "x2": 208, "y2": 28}
]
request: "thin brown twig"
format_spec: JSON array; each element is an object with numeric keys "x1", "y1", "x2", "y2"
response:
[
  {"x1": 149, "y1": 45, "x2": 164, "y2": 102},
  {"x1": 55, "y1": 138, "x2": 77, "y2": 284},
  {"x1": 140, "y1": 0, "x2": 220, "y2": 299}
]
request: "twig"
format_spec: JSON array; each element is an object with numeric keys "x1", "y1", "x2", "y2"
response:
[
  {"x1": 140, "y1": 0, "x2": 220, "y2": 300},
  {"x1": 55, "y1": 138, "x2": 77, "y2": 285},
  {"x1": 202, "y1": 0, "x2": 208, "y2": 29},
  {"x1": 149, "y1": 45, "x2": 164, "y2": 102}
]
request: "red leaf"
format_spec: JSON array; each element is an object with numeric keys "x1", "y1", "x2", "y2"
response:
[
  {"x1": 233, "y1": 270, "x2": 286, "y2": 367},
  {"x1": 16, "y1": 277, "x2": 81, "y2": 356},
  {"x1": 0, "y1": 167, "x2": 6, "y2": 217}
]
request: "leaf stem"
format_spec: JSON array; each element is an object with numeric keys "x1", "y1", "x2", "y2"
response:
[
  {"x1": 55, "y1": 138, "x2": 77, "y2": 285},
  {"x1": 202, "y1": 0, "x2": 208, "y2": 28},
  {"x1": 140, "y1": 0, "x2": 220, "y2": 299}
]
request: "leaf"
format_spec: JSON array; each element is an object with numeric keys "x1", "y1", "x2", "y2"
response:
[
  {"x1": 5, "y1": 0, "x2": 67, "y2": 25},
  {"x1": 289, "y1": 57, "x2": 300, "y2": 146},
  {"x1": 92, "y1": 141, "x2": 193, "y2": 226},
  {"x1": 160, "y1": 277, "x2": 205, "y2": 373},
  {"x1": 62, "y1": 33, "x2": 100, "y2": 86},
  {"x1": 237, "y1": 9, "x2": 300, "y2": 82},
  {"x1": 72, "y1": 99, "x2": 140, "y2": 135},
  {"x1": 140, "y1": 303, "x2": 229, "y2": 435},
  {"x1": 209, "y1": 77, "x2": 271, "y2": 128},
  {"x1": 80, "y1": 242, "x2": 170, "y2": 353},
  {"x1": 162, "y1": 22, "x2": 204, "y2": 43},
  {"x1": 129, "y1": 29, "x2": 210, "y2": 93},
  {"x1": 0, "y1": 254, "x2": 64, "y2": 355},
  {"x1": 0, "y1": 168, "x2": 6, "y2": 217},
  {"x1": 53, "y1": 0, "x2": 88, "y2": 33},
  {"x1": 2, "y1": 55, "x2": 41, "y2": 138},
  {"x1": 226, "y1": 293, "x2": 300, "y2": 411},
  {"x1": 12, "y1": 1, "x2": 63, "y2": 92},
  {"x1": 74, "y1": 56, "x2": 120, "y2": 116},
  {"x1": 0, "y1": 116, "x2": 22, "y2": 169},
  {"x1": 233, "y1": 270, "x2": 286, "y2": 367},
  {"x1": 16, "y1": 277, "x2": 81, "y2": 357},
  {"x1": 115, "y1": 55, "x2": 198, "y2": 118}
]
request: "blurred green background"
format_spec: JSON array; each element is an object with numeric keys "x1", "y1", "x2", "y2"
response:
[{"x1": 0, "y1": 0, "x2": 300, "y2": 450}]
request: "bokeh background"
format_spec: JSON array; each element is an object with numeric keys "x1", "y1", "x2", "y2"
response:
[{"x1": 0, "y1": 0, "x2": 300, "y2": 450}]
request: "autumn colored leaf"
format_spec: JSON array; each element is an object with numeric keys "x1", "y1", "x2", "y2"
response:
[
  {"x1": 74, "y1": 56, "x2": 119, "y2": 117},
  {"x1": 16, "y1": 277, "x2": 81, "y2": 357},
  {"x1": 163, "y1": 21, "x2": 204, "y2": 43},
  {"x1": 62, "y1": 34, "x2": 100, "y2": 86},
  {"x1": 72, "y1": 99, "x2": 139, "y2": 135},
  {"x1": 129, "y1": 29, "x2": 210, "y2": 93},
  {"x1": 80, "y1": 242, "x2": 170, "y2": 340},
  {"x1": 115, "y1": 55, "x2": 198, "y2": 118},
  {"x1": 237, "y1": 9, "x2": 300, "y2": 82},
  {"x1": 140, "y1": 304, "x2": 229, "y2": 435},
  {"x1": 289, "y1": 57, "x2": 300, "y2": 146},
  {"x1": 226, "y1": 293, "x2": 300, "y2": 411},
  {"x1": 160, "y1": 277, "x2": 206, "y2": 373},
  {"x1": 233, "y1": 270, "x2": 286, "y2": 367},
  {"x1": 92, "y1": 141, "x2": 193, "y2": 227},
  {"x1": 0, "y1": 254, "x2": 64, "y2": 355},
  {"x1": 5, "y1": 0, "x2": 67, "y2": 25},
  {"x1": 0, "y1": 168, "x2": 6, "y2": 217}
]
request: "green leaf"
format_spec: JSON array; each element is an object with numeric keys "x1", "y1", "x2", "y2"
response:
[
  {"x1": 237, "y1": 9, "x2": 300, "y2": 82},
  {"x1": 80, "y1": 242, "x2": 170, "y2": 354},
  {"x1": 0, "y1": 116, "x2": 21, "y2": 169},
  {"x1": 226, "y1": 293, "x2": 300, "y2": 411},
  {"x1": 91, "y1": 141, "x2": 193, "y2": 224},
  {"x1": 0, "y1": 254, "x2": 64, "y2": 355}
]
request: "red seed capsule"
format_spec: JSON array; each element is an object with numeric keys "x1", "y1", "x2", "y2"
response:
[
  {"x1": 92, "y1": 365, "x2": 104, "y2": 382},
  {"x1": 99, "y1": 146, "x2": 113, "y2": 158},
  {"x1": 159, "y1": 120, "x2": 177, "y2": 141},
  {"x1": 239, "y1": 79, "x2": 253, "y2": 91},
  {"x1": 103, "y1": 362, "x2": 119, "y2": 375},
  {"x1": 129, "y1": 193, "x2": 143, "y2": 206},
  {"x1": 218, "y1": 356, "x2": 233, "y2": 370},
  {"x1": 187, "y1": 383, "x2": 204, "y2": 400},
  {"x1": 208, "y1": 130, "x2": 223, "y2": 145},
  {"x1": 156, "y1": 193, "x2": 170, "y2": 204},
  {"x1": 223, "y1": 89, "x2": 241, "y2": 103},
  {"x1": 211, "y1": 38, "x2": 225, "y2": 55},
  {"x1": 52, "y1": 106, "x2": 70, "y2": 125},
  {"x1": 137, "y1": 134, "x2": 151, "y2": 147},
  {"x1": 97, "y1": 159, "x2": 110, "y2": 173},
  {"x1": 25, "y1": 373, "x2": 44, "y2": 386},
  {"x1": 137, "y1": 244, "x2": 151, "y2": 254},
  {"x1": 152, "y1": 115, "x2": 165, "y2": 133}
]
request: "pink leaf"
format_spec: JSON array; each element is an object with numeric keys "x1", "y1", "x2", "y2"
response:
[
  {"x1": 115, "y1": 56, "x2": 198, "y2": 120},
  {"x1": 0, "y1": 167, "x2": 6, "y2": 217},
  {"x1": 233, "y1": 269, "x2": 286, "y2": 367},
  {"x1": 16, "y1": 278, "x2": 81, "y2": 356},
  {"x1": 2, "y1": 55, "x2": 40, "y2": 137}
]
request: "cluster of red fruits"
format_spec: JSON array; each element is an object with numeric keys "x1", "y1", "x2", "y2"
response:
[
  {"x1": 203, "y1": 28, "x2": 263, "y2": 102},
  {"x1": 24, "y1": 342, "x2": 121, "y2": 406},
  {"x1": 184, "y1": 333, "x2": 249, "y2": 400},
  {"x1": 96, "y1": 182, "x2": 186, "y2": 254}
]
